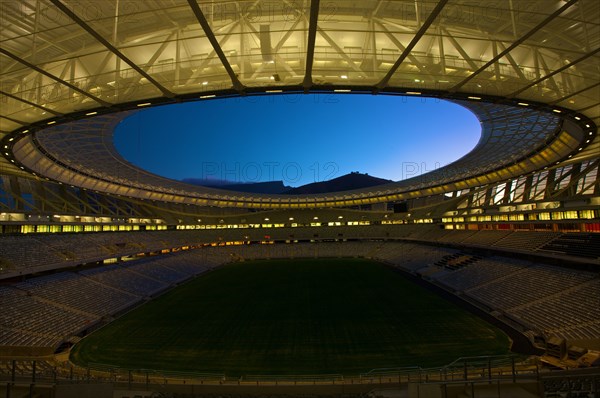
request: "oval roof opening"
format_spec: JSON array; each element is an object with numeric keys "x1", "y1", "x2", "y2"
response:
[{"x1": 114, "y1": 94, "x2": 480, "y2": 194}]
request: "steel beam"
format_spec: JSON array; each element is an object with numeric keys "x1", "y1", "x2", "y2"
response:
[
  {"x1": 0, "y1": 47, "x2": 111, "y2": 107},
  {"x1": 0, "y1": 90, "x2": 63, "y2": 117},
  {"x1": 187, "y1": 0, "x2": 245, "y2": 92},
  {"x1": 550, "y1": 82, "x2": 600, "y2": 105},
  {"x1": 303, "y1": 0, "x2": 321, "y2": 90},
  {"x1": 450, "y1": 0, "x2": 577, "y2": 92},
  {"x1": 508, "y1": 47, "x2": 600, "y2": 98},
  {"x1": 0, "y1": 114, "x2": 27, "y2": 126},
  {"x1": 376, "y1": 22, "x2": 429, "y2": 73},
  {"x1": 376, "y1": 0, "x2": 448, "y2": 90},
  {"x1": 124, "y1": 31, "x2": 177, "y2": 97},
  {"x1": 184, "y1": 21, "x2": 240, "y2": 86},
  {"x1": 49, "y1": 0, "x2": 175, "y2": 98},
  {"x1": 317, "y1": 27, "x2": 364, "y2": 74}
]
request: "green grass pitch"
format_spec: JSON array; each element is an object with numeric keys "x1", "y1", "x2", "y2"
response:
[{"x1": 70, "y1": 258, "x2": 511, "y2": 376}]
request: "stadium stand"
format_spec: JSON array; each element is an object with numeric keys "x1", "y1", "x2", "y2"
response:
[
  {"x1": 14, "y1": 272, "x2": 140, "y2": 317},
  {"x1": 2, "y1": 238, "x2": 598, "y2": 355},
  {"x1": 0, "y1": 1, "x2": 598, "y2": 395},
  {"x1": 0, "y1": 286, "x2": 94, "y2": 347},
  {"x1": 539, "y1": 233, "x2": 600, "y2": 259},
  {"x1": 79, "y1": 264, "x2": 168, "y2": 297}
]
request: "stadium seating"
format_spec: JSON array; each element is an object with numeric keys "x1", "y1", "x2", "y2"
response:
[
  {"x1": 491, "y1": 231, "x2": 561, "y2": 252},
  {"x1": 0, "y1": 286, "x2": 95, "y2": 347},
  {"x1": 79, "y1": 264, "x2": 168, "y2": 297},
  {"x1": 1, "y1": 228, "x2": 598, "y2": 280},
  {"x1": 1, "y1": 238, "x2": 599, "y2": 352},
  {"x1": 539, "y1": 233, "x2": 600, "y2": 258},
  {"x1": 15, "y1": 272, "x2": 140, "y2": 317}
]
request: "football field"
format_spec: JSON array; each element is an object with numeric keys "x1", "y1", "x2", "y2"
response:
[{"x1": 70, "y1": 258, "x2": 511, "y2": 376}]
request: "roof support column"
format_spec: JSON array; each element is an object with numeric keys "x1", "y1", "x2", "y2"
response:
[
  {"x1": 303, "y1": 0, "x2": 320, "y2": 91},
  {"x1": 187, "y1": 0, "x2": 245, "y2": 93}
]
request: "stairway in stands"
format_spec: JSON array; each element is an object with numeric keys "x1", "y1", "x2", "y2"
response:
[
  {"x1": 538, "y1": 233, "x2": 600, "y2": 259},
  {"x1": 434, "y1": 252, "x2": 482, "y2": 271}
]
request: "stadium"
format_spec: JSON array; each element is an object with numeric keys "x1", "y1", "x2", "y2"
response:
[{"x1": 1, "y1": 0, "x2": 599, "y2": 397}]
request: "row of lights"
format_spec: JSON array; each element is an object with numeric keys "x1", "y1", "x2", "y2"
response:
[{"x1": 3, "y1": 89, "x2": 596, "y2": 201}]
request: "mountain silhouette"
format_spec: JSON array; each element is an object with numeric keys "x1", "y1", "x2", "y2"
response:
[
  {"x1": 182, "y1": 172, "x2": 393, "y2": 195},
  {"x1": 283, "y1": 172, "x2": 393, "y2": 194}
]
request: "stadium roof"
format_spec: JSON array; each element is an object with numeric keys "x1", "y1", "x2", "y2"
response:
[{"x1": 1, "y1": 0, "x2": 598, "y2": 208}]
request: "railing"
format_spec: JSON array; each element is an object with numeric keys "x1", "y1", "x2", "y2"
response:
[{"x1": 0, "y1": 354, "x2": 542, "y2": 387}]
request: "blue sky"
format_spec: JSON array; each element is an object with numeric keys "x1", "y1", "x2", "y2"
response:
[{"x1": 114, "y1": 94, "x2": 480, "y2": 187}]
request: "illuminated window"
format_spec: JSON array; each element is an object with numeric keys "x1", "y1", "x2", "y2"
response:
[
  {"x1": 37, "y1": 225, "x2": 50, "y2": 233},
  {"x1": 563, "y1": 211, "x2": 578, "y2": 219},
  {"x1": 576, "y1": 161, "x2": 598, "y2": 195},
  {"x1": 553, "y1": 165, "x2": 573, "y2": 191},
  {"x1": 529, "y1": 171, "x2": 549, "y2": 200},
  {"x1": 490, "y1": 182, "x2": 507, "y2": 205},
  {"x1": 20, "y1": 225, "x2": 35, "y2": 234},
  {"x1": 471, "y1": 189, "x2": 487, "y2": 207},
  {"x1": 508, "y1": 176, "x2": 527, "y2": 203},
  {"x1": 579, "y1": 210, "x2": 595, "y2": 219},
  {"x1": 551, "y1": 212, "x2": 564, "y2": 220},
  {"x1": 538, "y1": 212, "x2": 551, "y2": 220},
  {"x1": 415, "y1": 219, "x2": 433, "y2": 223}
]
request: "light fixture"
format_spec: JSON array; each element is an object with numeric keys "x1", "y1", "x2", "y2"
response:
[
  {"x1": 200, "y1": 94, "x2": 216, "y2": 99},
  {"x1": 86, "y1": 111, "x2": 98, "y2": 116},
  {"x1": 334, "y1": 89, "x2": 351, "y2": 93},
  {"x1": 137, "y1": 102, "x2": 151, "y2": 107},
  {"x1": 517, "y1": 102, "x2": 529, "y2": 106},
  {"x1": 406, "y1": 91, "x2": 421, "y2": 95},
  {"x1": 552, "y1": 109, "x2": 562, "y2": 113},
  {"x1": 468, "y1": 96, "x2": 481, "y2": 100},
  {"x1": 340, "y1": 75, "x2": 348, "y2": 79}
]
